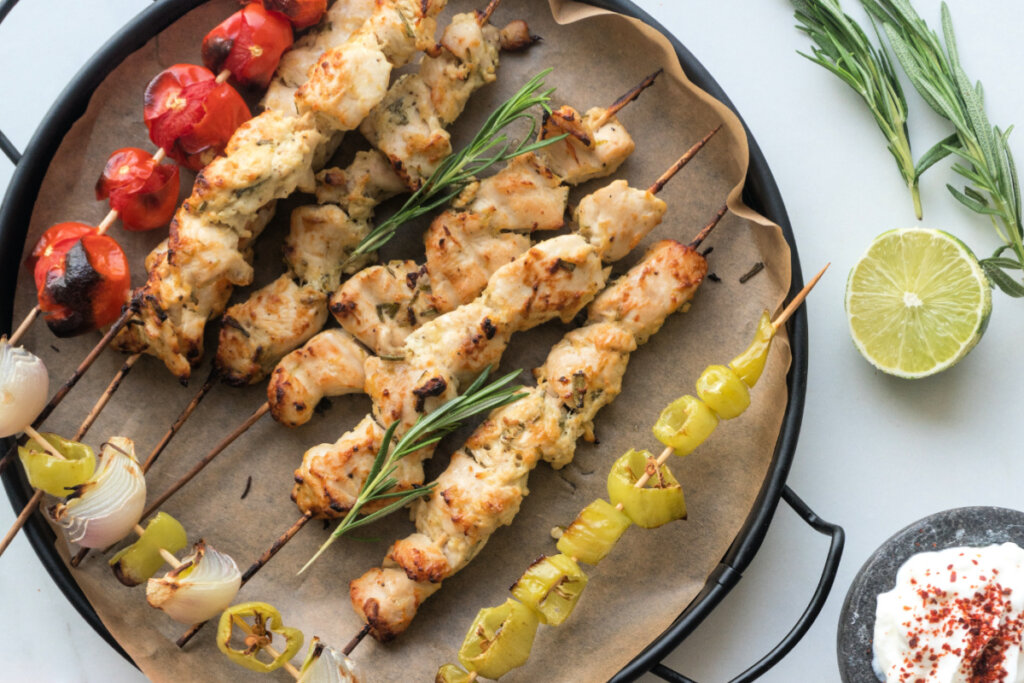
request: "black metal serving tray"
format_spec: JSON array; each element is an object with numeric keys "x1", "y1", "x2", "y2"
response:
[{"x1": 0, "y1": 1, "x2": 844, "y2": 680}]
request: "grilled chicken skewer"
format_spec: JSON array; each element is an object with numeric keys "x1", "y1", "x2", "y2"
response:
[
  {"x1": 175, "y1": 146, "x2": 718, "y2": 647},
  {"x1": 142, "y1": 79, "x2": 665, "y2": 519},
  {"x1": 114, "y1": 0, "x2": 447, "y2": 382},
  {"x1": 348, "y1": 219, "x2": 720, "y2": 641}
]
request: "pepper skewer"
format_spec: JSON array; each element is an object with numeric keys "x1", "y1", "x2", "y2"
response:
[
  {"x1": 148, "y1": 121, "x2": 719, "y2": 537},
  {"x1": 231, "y1": 615, "x2": 302, "y2": 680}
]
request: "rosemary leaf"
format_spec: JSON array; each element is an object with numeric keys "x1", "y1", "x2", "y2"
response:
[{"x1": 299, "y1": 366, "x2": 526, "y2": 573}]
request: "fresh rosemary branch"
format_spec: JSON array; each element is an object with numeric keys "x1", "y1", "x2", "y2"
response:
[
  {"x1": 299, "y1": 366, "x2": 527, "y2": 573},
  {"x1": 793, "y1": 0, "x2": 923, "y2": 218},
  {"x1": 863, "y1": 0, "x2": 1024, "y2": 296},
  {"x1": 346, "y1": 69, "x2": 567, "y2": 261}
]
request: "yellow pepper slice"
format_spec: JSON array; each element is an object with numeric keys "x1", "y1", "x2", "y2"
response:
[
  {"x1": 435, "y1": 663, "x2": 475, "y2": 683},
  {"x1": 18, "y1": 433, "x2": 95, "y2": 497},
  {"x1": 109, "y1": 512, "x2": 187, "y2": 586},
  {"x1": 607, "y1": 449, "x2": 686, "y2": 528},
  {"x1": 652, "y1": 395, "x2": 718, "y2": 456},
  {"x1": 217, "y1": 601, "x2": 304, "y2": 673},
  {"x1": 729, "y1": 310, "x2": 774, "y2": 387},
  {"x1": 696, "y1": 364, "x2": 750, "y2": 419},
  {"x1": 458, "y1": 598, "x2": 538, "y2": 679},
  {"x1": 556, "y1": 499, "x2": 631, "y2": 566},
  {"x1": 511, "y1": 553, "x2": 588, "y2": 625}
]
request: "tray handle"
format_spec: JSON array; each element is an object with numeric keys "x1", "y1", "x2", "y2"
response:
[{"x1": 650, "y1": 487, "x2": 845, "y2": 683}]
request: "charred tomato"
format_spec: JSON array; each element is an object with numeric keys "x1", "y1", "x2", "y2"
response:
[
  {"x1": 143, "y1": 64, "x2": 250, "y2": 171},
  {"x1": 202, "y1": 4, "x2": 293, "y2": 89},
  {"x1": 262, "y1": 0, "x2": 327, "y2": 30},
  {"x1": 25, "y1": 222, "x2": 96, "y2": 272},
  {"x1": 95, "y1": 147, "x2": 180, "y2": 231},
  {"x1": 33, "y1": 232, "x2": 131, "y2": 337}
]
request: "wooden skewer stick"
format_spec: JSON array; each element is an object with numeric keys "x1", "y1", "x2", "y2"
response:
[
  {"x1": 343, "y1": 624, "x2": 371, "y2": 656},
  {"x1": 648, "y1": 125, "x2": 722, "y2": 196},
  {"x1": 7, "y1": 307, "x2": 40, "y2": 347},
  {"x1": 177, "y1": 513, "x2": 313, "y2": 647},
  {"x1": 142, "y1": 402, "x2": 270, "y2": 522},
  {"x1": 73, "y1": 353, "x2": 140, "y2": 442},
  {"x1": 592, "y1": 69, "x2": 663, "y2": 129},
  {"x1": 478, "y1": 0, "x2": 501, "y2": 25},
  {"x1": 142, "y1": 367, "x2": 219, "y2": 474},
  {"x1": 773, "y1": 263, "x2": 829, "y2": 332}
]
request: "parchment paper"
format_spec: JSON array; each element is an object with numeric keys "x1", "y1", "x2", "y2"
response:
[{"x1": 10, "y1": 1, "x2": 794, "y2": 680}]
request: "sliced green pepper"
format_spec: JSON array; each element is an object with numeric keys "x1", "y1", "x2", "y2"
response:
[
  {"x1": 511, "y1": 553, "x2": 588, "y2": 625},
  {"x1": 556, "y1": 499, "x2": 631, "y2": 566},
  {"x1": 458, "y1": 598, "x2": 538, "y2": 679},
  {"x1": 607, "y1": 449, "x2": 686, "y2": 529},
  {"x1": 18, "y1": 433, "x2": 95, "y2": 497},
  {"x1": 652, "y1": 395, "x2": 718, "y2": 456},
  {"x1": 109, "y1": 511, "x2": 187, "y2": 586},
  {"x1": 695, "y1": 364, "x2": 750, "y2": 419},
  {"x1": 435, "y1": 663, "x2": 475, "y2": 683},
  {"x1": 217, "y1": 601, "x2": 304, "y2": 673},
  {"x1": 729, "y1": 310, "x2": 774, "y2": 387}
]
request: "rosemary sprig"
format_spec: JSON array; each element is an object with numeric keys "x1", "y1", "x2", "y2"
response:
[
  {"x1": 863, "y1": 0, "x2": 1024, "y2": 296},
  {"x1": 299, "y1": 366, "x2": 527, "y2": 573},
  {"x1": 346, "y1": 69, "x2": 567, "y2": 262},
  {"x1": 793, "y1": 0, "x2": 923, "y2": 218}
]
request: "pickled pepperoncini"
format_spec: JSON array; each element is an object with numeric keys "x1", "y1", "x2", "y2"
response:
[
  {"x1": 556, "y1": 499, "x2": 631, "y2": 566},
  {"x1": 511, "y1": 553, "x2": 588, "y2": 625},
  {"x1": 216, "y1": 601, "x2": 304, "y2": 673},
  {"x1": 695, "y1": 364, "x2": 750, "y2": 419},
  {"x1": 652, "y1": 395, "x2": 718, "y2": 456},
  {"x1": 607, "y1": 449, "x2": 686, "y2": 528},
  {"x1": 729, "y1": 310, "x2": 774, "y2": 387},
  {"x1": 458, "y1": 598, "x2": 539, "y2": 679},
  {"x1": 109, "y1": 511, "x2": 187, "y2": 586},
  {"x1": 18, "y1": 433, "x2": 95, "y2": 497},
  {"x1": 435, "y1": 663, "x2": 475, "y2": 683}
]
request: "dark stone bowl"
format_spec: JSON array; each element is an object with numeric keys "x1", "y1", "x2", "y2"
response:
[{"x1": 837, "y1": 506, "x2": 1024, "y2": 682}]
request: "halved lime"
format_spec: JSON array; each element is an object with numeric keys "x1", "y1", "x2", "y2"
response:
[{"x1": 845, "y1": 228, "x2": 991, "y2": 378}]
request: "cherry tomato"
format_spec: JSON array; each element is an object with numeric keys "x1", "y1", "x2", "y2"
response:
[
  {"x1": 143, "y1": 64, "x2": 250, "y2": 171},
  {"x1": 25, "y1": 222, "x2": 96, "y2": 272},
  {"x1": 202, "y1": 4, "x2": 293, "y2": 89},
  {"x1": 33, "y1": 233, "x2": 131, "y2": 337},
  {"x1": 95, "y1": 147, "x2": 180, "y2": 231},
  {"x1": 262, "y1": 0, "x2": 326, "y2": 30}
]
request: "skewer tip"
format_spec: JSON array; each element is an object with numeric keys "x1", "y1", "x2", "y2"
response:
[
  {"x1": 647, "y1": 125, "x2": 721, "y2": 195},
  {"x1": 688, "y1": 204, "x2": 728, "y2": 249},
  {"x1": 772, "y1": 262, "x2": 830, "y2": 331}
]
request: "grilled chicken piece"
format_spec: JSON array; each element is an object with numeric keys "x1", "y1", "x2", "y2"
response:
[
  {"x1": 296, "y1": 0, "x2": 443, "y2": 132},
  {"x1": 347, "y1": 568, "x2": 440, "y2": 642},
  {"x1": 267, "y1": 329, "x2": 369, "y2": 428},
  {"x1": 458, "y1": 152, "x2": 568, "y2": 232},
  {"x1": 539, "y1": 105, "x2": 636, "y2": 185},
  {"x1": 328, "y1": 260, "x2": 439, "y2": 357},
  {"x1": 261, "y1": 0, "x2": 377, "y2": 114},
  {"x1": 315, "y1": 150, "x2": 406, "y2": 220},
  {"x1": 217, "y1": 277, "x2": 328, "y2": 386},
  {"x1": 575, "y1": 179, "x2": 667, "y2": 263},
  {"x1": 350, "y1": 240, "x2": 709, "y2": 641},
  {"x1": 420, "y1": 12, "x2": 501, "y2": 125},
  {"x1": 284, "y1": 205, "x2": 373, "y2": 293}
]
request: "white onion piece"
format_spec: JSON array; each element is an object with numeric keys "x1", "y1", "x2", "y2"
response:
[
  {"x1": 146, "y1": 541, "x2": 241, "y2": 624},
  {"x1": 0, "y1": 340, "x2": 49, "y2": 438},
  {"x1": 298, "y1": 638, "x2": 362, "y2": 683},
  {"x1": 50, "y1": 437, "x2": 144, "y2": 548}
]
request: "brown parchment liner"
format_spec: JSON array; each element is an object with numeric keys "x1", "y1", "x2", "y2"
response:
[{"x1": 9, "y1": 0, "x2": 795, "y2": 680}]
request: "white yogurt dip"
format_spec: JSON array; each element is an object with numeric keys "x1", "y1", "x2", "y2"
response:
[{"x1": 874, "y1": 542, "x2": 1024, "y2": 683}]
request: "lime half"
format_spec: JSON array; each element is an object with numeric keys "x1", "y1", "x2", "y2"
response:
[{"x1": 845, "y1": 228, "x2": 991, "y2": 378}]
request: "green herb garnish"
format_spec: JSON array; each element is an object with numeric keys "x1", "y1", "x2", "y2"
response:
[
  {"x1": 794, "y1": 0, "x2": 923, "y2": 218},
  {"x1": 863, "y1": 0, "x2": 1024, "y2": 296},
  {"x1": 346, "y1": 69, "x2": 567, "y2": 261},
  {"x1": 299, "y1": 366, "x2": 527, "y2": 573}
]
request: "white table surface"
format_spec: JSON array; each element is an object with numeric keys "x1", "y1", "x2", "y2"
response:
[{"x1": 2, "y1": 1, "x2": 1022, "y2": 681}]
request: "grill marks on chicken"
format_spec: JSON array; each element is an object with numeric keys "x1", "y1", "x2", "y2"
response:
[{"x1": 349, "y1": 239, "x2": 709, "y2": 640}]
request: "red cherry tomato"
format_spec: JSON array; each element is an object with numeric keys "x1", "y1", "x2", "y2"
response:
[
  {"x1": 202, "y1": 4, "x2": 293, "y2": 89},
  {"x1": 33, "y1": 233, "x2": 131, "y2": 337},
  {"x1": 262, "y1": 0, "x2": 326, "y2": 30},
  {"x1": 25, "y1": 222, "x2": 96, "y2": 272},
  {"x1": 95, "y1": 147, "x2": 180, "y2": 231},
  {"x1": 143, "y1": 64, "x2": 250, "y2": 171}
]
